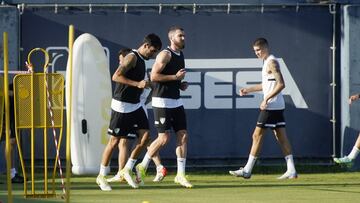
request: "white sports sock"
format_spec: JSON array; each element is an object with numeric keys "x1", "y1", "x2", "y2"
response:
[
  {"x1": 285, "y1": 154, "x2": 296, "y2": 173},
  {"x1": 177, "y1": 158, "x2": 186, "y2": 175},
  {"x1": 140, "y1": 153, "x2": 152, "y2": 171},
  {"x1": 348, "y1": 146, "x2": 360, "y2": 160},
  {"x1": 243, "y1": 155, "x2": 257, "y2": 173},
  {"x1": 156, "y1": 164, "x2": 164, "y2": 172},
  {"x1": 10, "y1": 168, "x2": 16, "y2": 179},
  {"x1": 125, "y1": 158, "x2": 137, "y2": 170},
  {"x1": 99, "y1": 164, "x2": 109, "y2": 176}
]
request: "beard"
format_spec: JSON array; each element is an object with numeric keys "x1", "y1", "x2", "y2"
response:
[{"x1": 174, "y1": 40, "x2": 185, "y2": 49}]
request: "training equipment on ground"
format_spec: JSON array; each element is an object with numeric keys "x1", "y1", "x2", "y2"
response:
[
  {"x1": 13, "y1": 48, "x2": 65, "y2": 198},
  {"x1": 66, "y1": 33, "x2": 112, "y2": 175}
]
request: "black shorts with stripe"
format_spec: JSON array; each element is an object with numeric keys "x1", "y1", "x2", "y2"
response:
[
  {"x1": 153, "y1": 106, "x2": 187, "y2": 133},
  {"x1": 107, "y1": 107, "x2": 149, "y2": 139},
  {"x1": 256, "y1": 110, "x2": 286, "y2": 129}
]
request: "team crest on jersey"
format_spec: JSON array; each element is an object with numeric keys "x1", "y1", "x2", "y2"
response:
[{"x1": 160, "y1": 117, "x2": 166, "y2": 124}]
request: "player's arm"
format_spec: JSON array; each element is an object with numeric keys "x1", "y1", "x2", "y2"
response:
[
  {"x1": 239, "y1": 84, "x2": 262, "y2": 96},
  {"x1": 349, "y1": 94, "x2": 360, "y2": 104},
  {"x1": 112, "y1": 53, "x2": 147, "y2": 89},
  {"x1": 264, "y1": 59, "x2": 285, "y2": 102},
  {"x1": 151, "y1": 50, "x2": 186, "y2": 82}
]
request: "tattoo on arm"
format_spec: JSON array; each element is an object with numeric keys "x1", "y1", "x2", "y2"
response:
[
  {"x1": 117, "y1": 54, "x2": 135, "y2": 76},
  {"x1": 269, "y1": 60, "x2": 284, "y2": 84}
]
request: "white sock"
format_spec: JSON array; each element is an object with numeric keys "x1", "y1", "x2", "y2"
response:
[
  {"x1": 156, "y1": 164, "x2": 164, "y2": 172},
  {"x1": 177, "y1": 158, "x2": 186, "y2": 175},
  {"x1": 140, "y1": 153, "x2": 152, "y2": 171},
  {"x1": 10, "y1": 168, "x2": 16, "y2": 179},
  {"x1": 99, "y1": 164, "x2": 109, "y2": 176},
  {"x1": 125, "y1": 158, "x2": 137, "y2": 170},
  {"x1": 285, "y1": 154, "x2": 296, "y2": 173},
  {"x1": 243, "y1": 155, "x2": 257, "y2": 173},
  {"x1": 348, "y1": 146, "x2": 360, "y2": 160}
]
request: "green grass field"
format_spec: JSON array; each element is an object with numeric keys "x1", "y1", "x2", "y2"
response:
[{"x1": 1, "y1": 171, "x2": 360, "y2": 203}]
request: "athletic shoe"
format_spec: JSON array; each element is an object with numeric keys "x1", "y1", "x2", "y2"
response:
[
  {"x1": 229, "y1": 167, "x2": 251, "y2": 179},
  {"x1": 333, "y1": 156, "x2": 353, "y2": 167},
  {"x1": 96, "y1": 175, "x2": 112, "y2": 191},
  {"x1": 107, "y1": 171, "x2": 125, "y2": 183},
  {"x1": 174, "y1": 174, "x2": 193, "y2": 188},
  {"x1": 120, "y1": 168, "x2": 138, "y2": 189},
  {"x1": 277, "y1": 171, "x2": 298, "y2": 180},
  {"x1": 135, "y1": 164, "x2": 146, "y2": 185},
  {"x1": 153, "y1": 166, "x2": 167, "y2": 182}
]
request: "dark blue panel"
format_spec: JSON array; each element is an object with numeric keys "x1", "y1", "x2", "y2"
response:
[
  {"x1": 0, "y1": 6, "x2": 19, "y2": 72},
  {"x1": 19, "y1": 6, "x2": 333, "y2": 160}
]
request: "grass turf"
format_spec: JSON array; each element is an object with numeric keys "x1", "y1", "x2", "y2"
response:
[{"x1": 1, "y1": 171, "x2": 360, "y2": 203}]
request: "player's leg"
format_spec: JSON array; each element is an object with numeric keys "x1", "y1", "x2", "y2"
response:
[
  {"x1": 121, "y1": 129, "x2": 150, "y2": 188},
  {"x1": 107, "y1": 138, "x2": 129, "y2": 183},
  {"x1": 152, "y1": 151, "x2": 167, "y2": 182},
  {"x1": 170, "y1": 106, "x2": 192, "y2": 188},
  {"x1": 273, "y1": 127, "x2": 297, "y2": 179},
  {"x1": 96, "y1": 135, "x2": 120, "y2": 191},
  {"x1": 334, "y1": 134, "x2": 360, "y2": 166},
  {"x1": 229, "y1": 126, "x2": 266, "y2": 179},
  {"x1": 136, "y1": 133, "x2": 170, "y2": 184},
  {"x1": 230, "y1": 110, "x2": 268, "y2": 179},
  {"x1": 136, "y1": 107, "x2": 170, "y2": 184},
  {"x1": 173, "y1": 129, "x2": 193, "y2": 188}
]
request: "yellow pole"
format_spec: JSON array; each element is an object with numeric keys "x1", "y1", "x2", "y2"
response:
[
  {"x1": 3, "y1": 32, "x2": 13, "y2": 203},
  {"x1": 65, "y1": 24, "x2": 74, "y2": 203},
  {"x1": 30, "y1": 60, "x2": 35, "y2": 196},
  {"x1": 43, "y1": 51, "x2": 49, "y2": 195}
]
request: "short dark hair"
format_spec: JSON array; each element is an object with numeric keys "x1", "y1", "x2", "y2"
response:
[
  {"x1": 253, "y1": 38, "x2": 268, "y2": 48},
  {"x1": 168, "y1": 26, "x2": 184, "y2": 40},
  {"x1": 168, "y1": 25, "x2": 184, "y2": 33},
  {"x1": 143, "y1": 33, "x2": 162, "y2": 50},
  {"x1": 118, "y1": 47, "x2": 131, "y2": 57}
]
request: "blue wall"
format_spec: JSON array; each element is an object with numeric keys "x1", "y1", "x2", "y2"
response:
[
  {"x1": 7, "y1": 2, "x2": 360, "y2": 171},
  {"x1": 17, "y1": 5, "x2": 334, "y2": 161}
]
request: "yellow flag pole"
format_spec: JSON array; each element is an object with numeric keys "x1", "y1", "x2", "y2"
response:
[
  {"x1": 65, "y1": 24, "x2": 74, "y2": 203},
  {"x1": 3, "y1": 32, "x2": 13, "y2": 203}
]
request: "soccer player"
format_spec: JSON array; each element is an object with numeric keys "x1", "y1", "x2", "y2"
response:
[
  {"x1": 96, "y1": 34, "x2": 162, "y2": 191},
  {"x1": 106, "y1": 48, "x2": 167, "y2": 184},
  {"x1": 333, "y1": 93, "x2": 360, "y2": 167},
  {"x1": 135, "y1": 26, "x2": 193, "y2": 188},
  {"x1": 229, "y1": 38, "x2": 297, "y2": 180}
]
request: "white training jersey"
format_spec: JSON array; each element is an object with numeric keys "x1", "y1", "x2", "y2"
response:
[{"x1": 262, "y1": 55, "x2": 285, "y2": 110}]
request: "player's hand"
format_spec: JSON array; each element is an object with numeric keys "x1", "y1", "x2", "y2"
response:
[
  {"x1": 260, "y1": 100, "x2": 268, "y2": 110},
  {"x1": 144, "y1": 80, "x2": 152, "y2": 89},
  {"x1": 175, "y1": 69, "x2": 186, "y2": 80},
  {"x1": 180, "y1": 81, "x2": 188, "y2": 91},
  {"x1": 239, "y1": 88, "x2": 248, "y2": 96},
  {"x1": 349, "y1": 94, "x2": 360, "y2": 104},
  {"x1": 137, "y1": 80, "x2": 147, "y2": 89}
]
